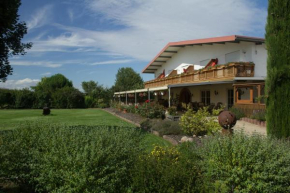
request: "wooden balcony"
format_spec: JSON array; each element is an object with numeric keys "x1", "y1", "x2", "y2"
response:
[{"x1": 144, "y1": 62, "x2": 255, "y2": 88}]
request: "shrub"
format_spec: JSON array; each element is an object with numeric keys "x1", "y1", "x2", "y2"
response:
[
  {"x1": 140, "y1": 119, "x2": 159, "y2": 132},
  {"x1": 0, "y1": 123, "x2": 141, "y2": 192},
  {"x1": 229, "y1": 107, "x2": 245, "y2": 120},
  {"x1": 85, "y1": 95, "x2": 95, "y2": 108},
  {"x1": 251, "y1": 110, "x2": 266, "y2": 121},
  {"x1": 180, "y1": 108, "x2": 221, "y2": 136},
  {"x1": 135, "y1": 102, "x2": 165, "y2": 119},
  {"x1": 167, "y1": 106, "x2": 177, "y2": 116},
  {"x1": 131, "y1": 145, "x2": 200, "y2": 192},
  {"x1": 151, "y1": 119, "x2": 184, "y2": 136},
  {"x1": 212, "y1": 105, "x2": 225, "y2": 116},
  {"x1": 194, "y1": 132, "x2": 290, "y2": 192}
]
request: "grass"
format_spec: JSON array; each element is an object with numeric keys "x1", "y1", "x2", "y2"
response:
[
  {"x1": 0, "y1": 109, "x2": 134, "y2": 130},
  {"x1": 0, "y1": 109, "x2": 171, "y2": 151}
]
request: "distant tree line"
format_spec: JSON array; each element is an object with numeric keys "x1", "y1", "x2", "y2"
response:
[{"x1": 0, "y1": 67, "x2": 144, "y2": 109}]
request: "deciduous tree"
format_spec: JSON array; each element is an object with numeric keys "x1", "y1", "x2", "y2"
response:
[
  {"x1": 113, "y1": 67, "x2": 144, "y2": 92},
  {"x1": 0, "y1": 0, "x2": 32, "y2": 82}
]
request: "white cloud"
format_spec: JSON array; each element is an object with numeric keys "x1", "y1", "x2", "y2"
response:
[
  {"x1": 11, "y1": 60, "x2": 62, "y2": 68},
  {"x1": 28, "y1": 0, "x2": 267, "y2": 61},
  {"x1": 41, "y1": 72, "x2": 52, "y2": 76},
  {"x1": 90, "y1": 59, "x2": 133, "y2": 65},
  {"x1": 27, "y1": 5, "x2": 53, "y2": 30},
  {"x1": 67, "y1": 9, "x2": 74, "y2": 23},
  {"x1": 0, "y1": 78, "x2": 40, "y2": 89}
]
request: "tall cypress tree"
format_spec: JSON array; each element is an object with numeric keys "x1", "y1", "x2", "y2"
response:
[{"x1": 266, "y1": 0, "x2": 290, "y2": 138}]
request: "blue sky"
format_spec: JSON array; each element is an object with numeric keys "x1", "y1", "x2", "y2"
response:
[{"x1": 0, "y1": 0, "x2": 268, "y2": 90}]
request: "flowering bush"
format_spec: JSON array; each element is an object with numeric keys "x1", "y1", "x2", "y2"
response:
[{"x1": 180, "y1": 107, "x2": 221, "y2": 136}]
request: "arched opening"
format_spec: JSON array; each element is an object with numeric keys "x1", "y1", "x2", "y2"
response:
[{"x1": 179, "y1": 88, "x2": 191, "y2": 105}]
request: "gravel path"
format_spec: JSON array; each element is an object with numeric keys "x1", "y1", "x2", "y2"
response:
[
  {"x1": 103, "y1": 108, "x2": 146, "y2": 126},
  {"x1": 233, "y1": 120, "x2": 267, "y2": 135}
]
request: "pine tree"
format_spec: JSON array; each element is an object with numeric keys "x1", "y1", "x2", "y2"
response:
[{"x1": 266, "y1": 0, "x2": 290, "y2": 137}]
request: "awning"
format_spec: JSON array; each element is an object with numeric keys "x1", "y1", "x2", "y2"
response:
[{"x1": 168, "y1": 81, "x2": 233, "y2": 88}]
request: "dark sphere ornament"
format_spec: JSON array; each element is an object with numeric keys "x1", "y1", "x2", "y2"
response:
[
  {"x1": 218, "y1": 111, "x2": 237, "y2": 130},
  {"x1": 43, "y1": 107, "x2": 51, "y2": 115}
]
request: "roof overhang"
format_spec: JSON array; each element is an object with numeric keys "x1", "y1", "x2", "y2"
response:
[
  {"x1": 234, "y1": 77, "x2": 266, "y2": 81},
  {"x1": 142, "y1": 35, "x2": 265, "y2": 73}
]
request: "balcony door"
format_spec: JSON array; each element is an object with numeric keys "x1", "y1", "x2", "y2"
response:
[{"x1": 179, "y1": 88, "x2": 191, "y2": 104}]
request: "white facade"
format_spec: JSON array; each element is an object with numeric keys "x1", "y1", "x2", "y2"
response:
[{"x1": 154, "y1": 42, "x2": 267, "y2": 78}]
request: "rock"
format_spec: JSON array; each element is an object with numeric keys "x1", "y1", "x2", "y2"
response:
[
  {"x1": 181, "y1": 136, "x2": 189, "y2": 143},
  {"x1": 181, "y1": 136, "x2": 194, "y2": 143},
  {"x1": 163, "y1": 135, "x2": 179, "y2": 145},
  {"x1": 193, "y1": 135, "x2": 196, "y2": 138},
  {"x1": 152, "y1": 130, "x2": 160, "y2": 137},
  {"x1": 187, "y1": 137, "x2": 194, "y2": 142}
]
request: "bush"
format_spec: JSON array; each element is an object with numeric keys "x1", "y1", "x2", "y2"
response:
[
  {"x1": 136, "y1": 102, "x2": 165, "y2": 119},
  {"x1": 229, "y1": 107, "x2": 245, "y2": 120},
  {"x1": 85, "y1": 95, "x2": 95, "y2": 108},
  {"x1": 151, "y1": 119, "x2": 184, "y2": 136},
  {"x1": 251, "y1": 110, "x2": 266, "y2": 121},
  {"x1": 180, "y1": 108, "x2": 221, "y2": 136},
  {"x1": 212, "y1": 105, "x2": 225, "y2": 116},
  {"x1": 140, "y1": 119, "x2": 158, "y2": 132},
  {"x1": 0, "y1": 123, "x2": 141, "y2": 192},
  {"x1": 167, "y1": 106, "x2": 177, "y2": 116},
  {"x1": 194, "y1": 132, "x2": 290, "y2": 192},
  {"x1": 52, "y1": 87, "x2": 85, "y2": 108},
  {"x1": 131, "y1": 145, "x2": 200, "y2": 193}
]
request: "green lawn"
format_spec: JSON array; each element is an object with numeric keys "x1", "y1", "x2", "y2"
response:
[
  {"x1": 0, "y1": 109, "x2": 135, "y2": 130},
  {"x1": 0, "y1": 109, "x2": 171, "y2": 150}
]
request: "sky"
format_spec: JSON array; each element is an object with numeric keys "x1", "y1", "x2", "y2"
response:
[{"x1": 0, "y1": 0, "x2": 268, "y2": 90}]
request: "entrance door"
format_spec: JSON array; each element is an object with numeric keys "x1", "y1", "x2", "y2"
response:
[{"x1": 228, "y1": 89, "x2": 234, "y2": 109}]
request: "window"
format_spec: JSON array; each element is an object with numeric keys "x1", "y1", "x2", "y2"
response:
[{"x1": 201, "y1": 91, "x2": 210, "y2": 105}]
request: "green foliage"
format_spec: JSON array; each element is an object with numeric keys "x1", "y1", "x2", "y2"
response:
[
  {"x1": 14, "y1": 88, "x2": 35, "y2": 108},
  {"x1": 0, "y1": 88, "x2": 15, "y2": 108},
  {"x1": 131, "y1": 145, "x2": 200, "y2": 193},
  {"x1": 135, "y1": 102, "x2": 165, "y2": 119},
  {"x1": 82, "y1": 81, "x2": 112, "y2": 108},
  {"x1": 0, "y1": 0, "x2": 32, "y2": 82},
  {"x1": 266, "y1": 0, "x2": 290, "y2": 138},
  {"x1": 180, "y1": 108, "x2": 221, "y2": 136},
  {"x1": 113, "y1": 67, "x2": 144, "y2": 92},
  {"x1": 195, "y1": 132, "x2": 290, "y2": 192},
  {"x1": 229, "y1": 107, "x2": 245, "y2": 120},
  {"x1": 212, "y1": 105, "x2": 225, "y2": 116},
  {"x1": 151, "y1": 119, "x2": 184, "y2": 136},
  {"x1": 52, "y1": 87, "x2": 85, "y2": 108},
  {"x1": 0, "y1": 123, "x2": 142, "y2": 192},
  {"x1": 33, "y1": 74, "x2": 73, "y2": 108},
  {"x1": 167, "y1": 106, "x2": 177, "y2": 116},
  {"x1": 84, "y1": 95, "x2": 95, "y2": 108},
  {"x1": 251, "y1": 110, "x2": 266, "y2": 121}
]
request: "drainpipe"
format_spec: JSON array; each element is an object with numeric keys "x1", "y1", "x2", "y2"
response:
[{"x1": 169, "y1": 87, "x2": 171, "y2": 107}]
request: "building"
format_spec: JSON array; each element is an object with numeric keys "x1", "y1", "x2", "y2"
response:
[{"x1": 114, "y1": 35, "x2": 267, "y2": 115}]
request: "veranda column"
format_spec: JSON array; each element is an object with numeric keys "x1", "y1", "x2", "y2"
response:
[
  {"x1": 135, "y1": 91, "x2": 137, "y2": 105},
  {"x1": 148, "y1": 89, "x2": 150, "y2": 101},
  {"x1": 119, "y1": 94, "x2": 121, "y2": 104},
  {"x1": 168, "y1": 87, "x2": 171, "y2": 107},
  {"x1": 126, "y1": 92, "x2": 128, "y2": 105}
]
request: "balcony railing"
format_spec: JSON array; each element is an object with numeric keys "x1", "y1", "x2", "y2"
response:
[{"x1": 144, "y1": 62, "x2": 255, "y2": 88}]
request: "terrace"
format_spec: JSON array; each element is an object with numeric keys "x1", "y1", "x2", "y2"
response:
[{"x1": 144, "y1": 62, "x2": 255, "y2": 88}]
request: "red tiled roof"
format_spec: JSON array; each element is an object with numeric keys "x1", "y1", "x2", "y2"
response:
[{"x1": 142, "y1": 35, "x2": 265, "y2": 73}]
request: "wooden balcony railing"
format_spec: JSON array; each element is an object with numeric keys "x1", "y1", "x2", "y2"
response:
[{"x1": 144, "y1": 62, "x2": 255, "y2": 88}]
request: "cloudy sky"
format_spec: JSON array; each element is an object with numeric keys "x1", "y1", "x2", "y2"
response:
[{"x1": 0, "y1": 0, "x2": 268, "y2": 90}]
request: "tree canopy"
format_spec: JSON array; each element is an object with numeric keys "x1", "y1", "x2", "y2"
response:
[
  {"x1": 32, "y1": 74, "x2": 73, "y2": 107},
  {"x1": 0, "y1": 0, "x2": 32, "y2": 82},
  {"x1": 113, "y1": 67, "x2": 144, "y2": 92}
]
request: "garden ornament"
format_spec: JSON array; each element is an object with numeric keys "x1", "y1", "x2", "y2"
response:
[{"x1": 218, "y1": 111, "x2": 237, "y2": 132}]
